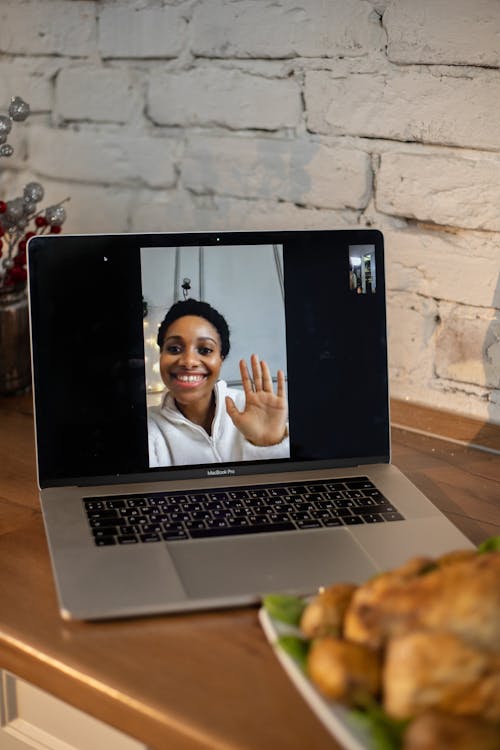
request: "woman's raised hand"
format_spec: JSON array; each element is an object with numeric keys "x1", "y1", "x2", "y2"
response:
[{"x1": 225, "y1": 354, "x2": 288, "y2": 446}]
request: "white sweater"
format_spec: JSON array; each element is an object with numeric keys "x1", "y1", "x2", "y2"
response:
[{"x1": 147, "y1": 379, "x2": 290, "y2": 468}]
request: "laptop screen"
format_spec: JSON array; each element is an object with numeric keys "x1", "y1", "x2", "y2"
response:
[{"x1": 28, "y1": 230, "x2": 389, "y2": 487}]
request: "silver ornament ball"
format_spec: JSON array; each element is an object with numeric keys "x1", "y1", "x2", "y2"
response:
[
  {"x1": 0, "y1": 212, "x2": 14, "y2": 229},
  {"x1": 23, "y1": 181, "x2": 44, "y2": 203},
  {"x1": 45, "y1": 204, "x2": 66, "y2": 226},
  {"x1": 23, "y1": 200, "x2": 37, "y2": 215},
  {"x1": 6, "y1": 197, "x2": 25, "y2": 220},
  {"x1": 0, "y1": 143, "x2": 13, "y2": 157},
  {"x1": 2, "y1": 257, "x2": 15, "y2": 270},
  {"x1": 8, "y1": 96, "x2": 30, "y2": 122},
  {"x1": 0, "y1": 115, "x2": 12, "y2": 136}
]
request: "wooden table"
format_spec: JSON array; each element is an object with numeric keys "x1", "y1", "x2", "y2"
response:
[{"x1": 0, "y1": 394, "x2": 499, "y2": 750}]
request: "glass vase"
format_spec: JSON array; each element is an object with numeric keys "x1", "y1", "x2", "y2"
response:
[{"x1": 0, "y1": 284, "x2": 31, "y2": 395}]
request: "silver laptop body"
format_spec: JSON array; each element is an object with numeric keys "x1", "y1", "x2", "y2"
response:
[{"x1": 28, "y1": 229, "x2": 473, "y2": 620}]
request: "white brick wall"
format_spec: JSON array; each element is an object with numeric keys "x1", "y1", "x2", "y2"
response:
[
  {"x1": 98, "y1": 3, "x2": 188, "y2": 59},
  {"x1": 182, "y1": 135, "x2": 371, "y2": 209},
  {"x1": 384, "y1": 226, "x2": 500, "y2": 309},
  {"x1": 28, "y1": 125, "x2": 178, "y2": 188},
  {"x1": 377, "y1": 151, "x2": 500, "y2": 231},
  {"x1": 0, "y1": 58, "x2": 60, "y2": 112},
  {"x1": 55, "y1": 66, "x2": 143, "y2": 124},
  {"x1": 384, "y1": 0, "x2": 500, "y2": 66},
  {"x1": 305, "y1": 69, "x2": 500, "y2": 149},
  {"x1": 147, "y1": 68, "x2": 302, "y2": 130},
  {"x1": 190, "y1": 0, "x2": 386, "y2": 58},
  {"x1": 1, "y1": 0, "x2": 499, "y2": 424},
  {"x1": 131, "y1": 191, "x2": 360, "y2": 234},
  {"x1": 0, "y1": 1, "x2": 96, "y2": 56},
  {"x1": 435, "y1": 304, "x2": 500, "y2": 389}
]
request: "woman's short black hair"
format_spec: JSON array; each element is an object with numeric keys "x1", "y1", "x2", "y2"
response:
[{"x1": 157, "y1": 299, "x2": 230, "y2": 358}]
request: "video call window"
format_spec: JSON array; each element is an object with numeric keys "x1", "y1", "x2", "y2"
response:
[
  {"x1": 349, "y1": 244, "x2": 376, "y2": 294},
  {"x1": 140, "y1": 244, "x2": 290, "y2": 469}
]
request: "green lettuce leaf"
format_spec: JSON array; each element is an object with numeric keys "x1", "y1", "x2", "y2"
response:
[
  {"x1": 478, "y1": 535, "x2": 500, "y2": 554},
  {"x1": 263, "y1": 593, "x2": 306, "y2": 626},
  {"x1": 276, "y1": 635, "x2": 310, "y2": 671},
  {"x1": 349, "y1": 698, "x2": 408, "y2": 750}
]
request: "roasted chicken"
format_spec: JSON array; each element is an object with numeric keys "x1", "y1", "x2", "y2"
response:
[
  {"x1": 384, "y1": 630, "x2": 500, "y2": 721},
  {"x1": 403, "y1": 711, "x2": 500, "y2": 750},
  {"x1": 307, "y1": 636, "x2": 381, "y2": 704},
  {"x1": 297, "y1": 548, "x2": 500, "y2": 750},
  {"x1": 344, "y1": 551, "x2": 500, "y2": 651},
  {"x1": 300, "y1": 583, "x2": 357, "y2": 639}
]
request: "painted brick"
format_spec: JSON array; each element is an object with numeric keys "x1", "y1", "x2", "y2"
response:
[
  {"x1": 1, "y1": 0, "x2": 499, "y2": 426},
  {"x1": 384, "y1": 226, "x2": 500, "y2": 310},
  {"x1": 305, "y1": 69, "x2": 500, "y2": 150},
  {"x1": 131, "y1": 190, "x2": 359, "y2": 233},
  {"x1": 147, "y1": 68, "x2": 302, "y2": 130},
  {"x1": 55, "y1": 66, "x2": 142, "y2": 124},
  {"x1": 384, "y1": 0, "x2": 500, "y2": 67},
  {"x1": 389, "y1": 376, "x2": 496, "y2": 424},
  {"x1": 27, "y1": 125, "x2": 178, "y2": 188},
  {"x1": 0, "y1": 169, "x2": 27, "y2": 201},
  {"x1": 432, "y1": 376, "x2": 496, "y2": 413},
  {"x1": 0, "y1": 58, "x2": 60, "y2": 112},
  {"x1": 489, "y1": 391, "x2": 500, "y2": 424},
  {"x1": 0, "y1": 124, "x2": 27, "y2": 168},
  {"x1": 386, "y1": 291, "x2": 437, "y2": 382},
  {"x1": 41, "y1": 180, "x2": 131, "y2": 234},
  {"x1": 191, "y1": 0, "x2": 385, "y2": 58},
  {"x1": 55, "y1": 183, "x2": 131, "y2": 234},
  {"x1": 182, "y1": 135, "x2": 371, "y2": 209},
  {"x1": 0, "y1": 0, "x2": 96, "y2": 56},
  {"x1": 435, "y1": 303, "x2": 500, "y2": 389},
  {"x1": 1, "y1": 171, "x2": 130, "y2": 233},
  {"x1": 98, "y1": 3, "x2": 188, "y2": 59},
  {"x1": 377, "y1": 151, "x2": 500, "y2": 231}
]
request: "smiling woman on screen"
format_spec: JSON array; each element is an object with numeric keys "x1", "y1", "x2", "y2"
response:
[{"x1": 147, "y1": 299, "x2": 289, "y2": 468}]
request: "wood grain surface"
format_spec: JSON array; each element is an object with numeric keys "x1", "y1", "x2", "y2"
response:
[{"x1": 0, "y1": 393, "x2": 498, "y2": 750}]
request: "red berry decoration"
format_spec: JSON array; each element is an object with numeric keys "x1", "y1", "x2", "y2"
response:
[
  {"x1": 50, "y1": 225, "x2": 62, "y2": 234},
  {"x1": 10, "y1": 266, "x2": 27, "y2": 283},
  {"x1": 35, "y1": 216, "x2": 48, "y2": 227},
  {"x1": 14, "y1": 251, "x2": 26, "y2": 267},
  {"x1": 24, "y1": 231, "x2": 36, "y2": 241},
  {"x1": 0, "y1": 200, "x2": 6, "y2": 213}
]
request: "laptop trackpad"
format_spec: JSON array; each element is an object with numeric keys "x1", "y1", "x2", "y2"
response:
[{"x1": 168, "y1": 529, "x2": 377, "y2": 599}]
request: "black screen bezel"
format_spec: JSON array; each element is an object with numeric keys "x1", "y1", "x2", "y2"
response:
[{"x1": 28, "y1": 229, "x2": 390, "y2": 488}]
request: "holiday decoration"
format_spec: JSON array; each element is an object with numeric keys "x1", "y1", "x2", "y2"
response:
[{"x1": 0, "y1": 96, "x2": 69, "y2": 288}]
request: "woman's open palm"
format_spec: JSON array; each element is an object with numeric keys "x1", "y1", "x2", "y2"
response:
[{"x1": 225, "y1": 354, "x2": 288, "y2": 446}]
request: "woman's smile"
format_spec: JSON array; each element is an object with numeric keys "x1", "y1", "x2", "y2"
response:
[
  {"x1": 172, "y1": 371, "x2": 208, "y2": 387},
  {"x1": 159, "y1": 315, "x2": 224, "y2": 424}
]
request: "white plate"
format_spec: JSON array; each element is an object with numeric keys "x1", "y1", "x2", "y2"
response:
[{"x1": 258, "y1": 607, "x2": 375, "y2": 750}]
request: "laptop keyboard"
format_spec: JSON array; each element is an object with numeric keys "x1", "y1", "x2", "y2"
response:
[{"x1": 83, "y1": 476, "x2": 405, "y2": 547}]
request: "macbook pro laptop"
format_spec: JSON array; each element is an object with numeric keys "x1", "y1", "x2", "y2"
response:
[{"x1": 27, "y1": 229, "x2": 473, "y2": 620}]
